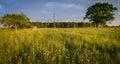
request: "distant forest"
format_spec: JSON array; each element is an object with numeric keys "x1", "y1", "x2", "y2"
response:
[{"x1": 31, "y1": 22, "x2": 108, "y2": 28}]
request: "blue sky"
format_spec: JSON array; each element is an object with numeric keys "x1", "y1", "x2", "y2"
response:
[{"x1": 0, "y1": 0, "x2": 120, "y2": 26}]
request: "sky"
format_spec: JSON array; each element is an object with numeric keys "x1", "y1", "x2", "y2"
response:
[{"x1": 0, "y1": 0, "x2": 120, "y2": 26}]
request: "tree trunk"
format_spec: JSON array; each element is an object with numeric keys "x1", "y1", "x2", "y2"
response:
[{"x1": 13, "y1": 24, "x2": 19, "y2": 30}]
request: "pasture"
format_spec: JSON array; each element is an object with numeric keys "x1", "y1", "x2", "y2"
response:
[{"x1": 0, "y1": 28, "x2": 120, "y2": 64}]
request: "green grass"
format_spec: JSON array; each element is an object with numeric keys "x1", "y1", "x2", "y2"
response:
[{"x1": 0, "y1": 28, "x2": 120, "y2": 64}]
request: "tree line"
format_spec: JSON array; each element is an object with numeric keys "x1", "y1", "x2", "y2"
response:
[
  {"x1": 31, "y1": 22, "x2": 108, "y2": 28},
  {"x1": 31, "y1": 22, "x2": 90, "y2": 28}
]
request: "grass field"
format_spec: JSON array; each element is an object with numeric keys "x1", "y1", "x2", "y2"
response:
[{"x1": 0, "y1": 28, "x2": 120, "y2": 64}]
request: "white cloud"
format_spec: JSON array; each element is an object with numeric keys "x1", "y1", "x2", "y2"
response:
[
  {"x1": 108, "y1": 21, "x2": 120, "y2": 26},
  {"x1": 45, "y1": 2, "x2": 82, "y2": 9},
  {"x1": 118, "y1": 12, "x2": 120, "y2": 15}
]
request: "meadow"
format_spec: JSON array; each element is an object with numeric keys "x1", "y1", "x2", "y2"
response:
[{"x1": 0, "y1": 28, "x2": 120, "y2": 64}]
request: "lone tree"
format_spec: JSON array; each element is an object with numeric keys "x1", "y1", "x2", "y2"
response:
[
  {"x1": 84, "y1": 2, "x2": 117, "y2": 27},
  {"x1": 0, "y1": 13, "x2": 31, "y2": 29}
]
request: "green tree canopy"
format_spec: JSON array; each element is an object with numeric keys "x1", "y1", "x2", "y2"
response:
[
  {"x1": 84, "y1": 2, "x2": 117, "y2": 27},
  {"x1": 0, "y1": 13, "x2": 31, "y2": 29}
]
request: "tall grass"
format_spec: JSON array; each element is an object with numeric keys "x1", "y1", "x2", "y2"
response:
[{"x1": 0, "y1": 28, "x2": 120, "y2": 64}]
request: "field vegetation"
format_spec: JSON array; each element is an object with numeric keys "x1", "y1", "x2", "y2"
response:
[{"x1": 0, "y1": 28, "x2": 120, "y2": 64}]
